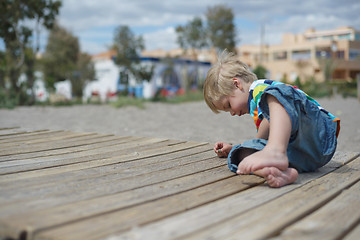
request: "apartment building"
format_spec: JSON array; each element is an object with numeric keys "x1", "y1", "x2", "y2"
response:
[{"x1": 238, "y1": 26, "x2": 360, "y2": 82}]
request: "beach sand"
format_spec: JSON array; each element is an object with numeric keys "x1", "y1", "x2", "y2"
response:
[{"x1": 0, "y1": 96, "x2": 359, "y2": 152}]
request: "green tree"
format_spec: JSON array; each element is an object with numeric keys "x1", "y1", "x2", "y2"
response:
[
  {"x1": 42, "y1": 23, "x2": 79, "y2": 90},
  {"x1": 175, "y1": 17, "x2": 207, "y2": 60},
  {"x1": 42, "y1": 23, "x2": 95, "y2": 99},
  {"x1": 0, "y1": 0, "x2": 61, "y2": 101},
  {"x1": 176, "y1": 17, "x2": 207, "y2": 91},
  {"x1": 71, "y1": 53, "x2": 96, "y2": 99},
  {"x1": 0, "y1": 50, "x2": 6, "y2": 88},
  {"x1": 253, "y1": 65, "x2": 267, "y2": 79},
  {"x1": 137, "y1": 63, "x2": 155, "y2": 82},
  {"x1": 112, "y1": 25, "x2": 145, "y2": 83},
  {"x1": 23, "y1": 46, "x2": 37, "y2": 104},
  {"x1": 319, "y1": 59, "x2": 336, "y2": 82},
  {"x1": 206, "y1": 4, "x2": 237, "y2": 53}
]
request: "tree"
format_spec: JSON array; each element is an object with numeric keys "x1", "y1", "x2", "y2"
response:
[
  {"x1": 42, "y1": 23, "x2": 95, "y2": 99},
  {"x1": 206, "y1": 4, "x2": 237, "y2": 53},
  {"x1": 253, "y1": 65, "x2": 267, "y2": 79},
  {"x1": 176, "y1": 17, "x2": 208, "y2": 91},
  {"x1": 71, "y1": 53, "x2": 96, "y2": 99},
  {"x1": 112, "y1": 25, "x2": 145, "y2": 82},
  {"x1": 175, "y1": 17, "x2": 207, "y2": 60},
  {"x1": 319, "y1": 58, "x2": 336, "y2": 82},
  {"x1": 0, "y1": 0, "x2": 61, "y2": 98},
  {"x1": 0, "y1": 50, "x2": 5, "y2": 88},
  {"x1": 23, "y1": 46, "x2": 37, "y2": 104},
  {"x1": 137, "y1": 63, "x2": 155, "y2": 82},
  {"x1": 42, "y1": 23, "x2": 79, "y2": 90}
]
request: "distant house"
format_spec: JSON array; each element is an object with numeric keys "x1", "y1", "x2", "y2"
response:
[
  {"x1": 141, "y1": 27, "x2": 360, "y2": 83},
  {"x1": 19, "y1": 72, "x2": 72, "y2": 102},
  {"x1": 238, "y1": 26, "x2": 360, "y2": 82},
  {"x1": 85, "y1": 50, "x2": 211, "y2": 101},
  {"x1": 84, "y1": 50, "x2": 119, "y2": 102}
]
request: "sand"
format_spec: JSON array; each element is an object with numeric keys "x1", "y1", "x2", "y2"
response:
[{"x1": 0, "y1": 96, "x2": 359, "y2": 152}]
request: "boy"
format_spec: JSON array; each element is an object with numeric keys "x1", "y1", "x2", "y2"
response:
[{"x1": 203, "y1": 50, "x2": 340, "y2": 188}]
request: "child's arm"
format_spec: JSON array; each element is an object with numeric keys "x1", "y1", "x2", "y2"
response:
[{"x1": 256, "y1": 118, "x2": 270, "y2": 140}]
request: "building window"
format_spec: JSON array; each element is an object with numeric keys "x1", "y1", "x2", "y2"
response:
[
  {"x1": 355, "y1": 33, "x2": 360, "y2": 41},
  {"x1": 321, "y1": 35, "x2": 334, "y2": 41},
  {"x1": 273, "y1": 51, "x2": 287, "y2": 60},
  {"x1": 350, "y1": 70, "x2": 360, "y2": 79},
  {"x1": 337, "y1": 34, "x2": 351, "y2": 40},
  {"x1": 337, "y1": 51, "x2": 345, "y2": 59},
  {"x1": 316, "y1": 50, "x2": 331, "y2": 59},
  {"x1": 349, "y1": 49, "x2": 360, "y2": 60},
  {"x1": 333, "y1": 70, "x2": 346, "y2": 79},
  {"x1": 292, "y1": 50, "x2": 311, "y2": 60}
]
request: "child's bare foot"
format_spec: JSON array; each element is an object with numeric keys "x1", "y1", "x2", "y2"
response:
[
  {"x1": 237, "y1": 146, "x2": 288, "y2": 174},
  {"x1": 254, "y1": 167, "x2": 298, "y2": 188}
]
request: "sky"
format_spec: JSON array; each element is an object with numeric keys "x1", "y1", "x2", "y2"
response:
[{"x1": 33, "y1": 0, "x2": 360, "y2": 55}]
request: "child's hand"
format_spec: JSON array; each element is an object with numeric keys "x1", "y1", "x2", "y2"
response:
[{"x1": 214, "y1": 142, "x2": 233, "y2": 158}]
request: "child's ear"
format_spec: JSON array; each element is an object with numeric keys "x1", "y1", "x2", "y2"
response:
[{"x1": 233, "y1": 78, "x2": 243, "y2": 90}]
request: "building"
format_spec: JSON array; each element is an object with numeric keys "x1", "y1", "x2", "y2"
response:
[
  {"x1": 85, "y1": 50, "x2": 211, "y2": 101},
  {"x1": 238, "y1": 26, "x2": 360, "y2": 82}
]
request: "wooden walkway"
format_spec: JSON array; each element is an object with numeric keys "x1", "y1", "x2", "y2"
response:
[{"x1": 0, "y1": 128, "x2": 359, "y2": 240}]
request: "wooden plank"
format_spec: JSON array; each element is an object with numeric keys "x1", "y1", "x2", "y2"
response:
[
  {"x1": 0, "y1": 141, "x2": 210, "y2": 183},
  {"x1": 0, "y1": 134, "x2": 122, "y2": 156},
  {"x1": 0, "y1": 129, "x2": 48, "y2": 138},
  {"x1": 110, "y1": 153, "x2": 359, "y2": 240},
  {"x1": 0, "y1": 129, "x2": 26, "y2": 137},
  {"x1": 0, "y1": 129, "x2": 55, "y2": 142},
  {"x1": 29, "y1": 175, "x2": 263, "y2": 240},
  {"x1": 0, "y1": 143, "x2": 217, "y2": 203},
  {"x1": 0, "y1": 126, "x2": 20, "y2": 131},
  {"x1": 0, "y1": 147, "x2": 214, "y2": 200},
  {"x1": 0, "y1": 146, "x2": 213, "y2": 191},
  {"x1": 0, "y1": 130, "x2": 75, "y2": 144},
  {"x1": 177, "y1": 156, "x2": 360, "y2": 240},
  {"x1": 0, "y1": 165, "x2": 237, "y2": 240},
  {"x1": 0, "y1": 138, "x2": 187, "y2": 175},
  {"x1": 5, "y1": 132, "x2": 96, "y2": 144},
  {"x1": 343, "y1": 223, "x2": 360, "y2": 240},
  {"x1": 272, "y1": 180, "x2": 360, "y2": 240},
  {"x1": 0, "y1": 133, "x2": 121, "y2": 158},
  {"x1": 0, "y1": 135, "x2": 140, "y2": 162},
  {"x1": 0, "y1": 131, "x2": 98, "y2": 148},
  {"x1": 0, "y1": 155, "x2": 224, "y2": 212},
  {"x1": 1, "y1": 130, "x2": 357, "y2": 240}
]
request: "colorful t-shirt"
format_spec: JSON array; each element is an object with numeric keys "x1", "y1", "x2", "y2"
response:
[{"x1": 247, "y1": 79, "x2": 340, "y2": 137}]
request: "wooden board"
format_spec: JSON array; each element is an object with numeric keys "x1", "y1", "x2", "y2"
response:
[{"x1": 0, "y1": 129, "x2": 358, "y2": 240}]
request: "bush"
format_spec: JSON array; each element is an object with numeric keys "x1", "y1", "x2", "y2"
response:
[
  {"x1": 253, "y1": 65, "x2": 267, "y2": 79},
  {"x1": 111, "y1": 90, "x2": 204, "y2": 109},
  {"x1": 0, "y1": 88, "x2": 18, "y2": 109},
  {"x1": 151, "y1": 90, "x2": 204, "y2": 104},
  {"x1": 301, "y1": 77, "x2": 333, "y2": 98},
  {"x1": 297, "y1": 77, "x2": 357, "y2": 99},
  {"x1": 333, "y1": 79, "x2": 357, "y2": 98},
  {"x1": 112, "y1": 96, "x2": 145, "y2": 109}
]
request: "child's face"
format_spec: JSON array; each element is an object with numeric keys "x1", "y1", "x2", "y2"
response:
[{"x1": 214, "y1": 79, "x2": 250, "y2": 117}]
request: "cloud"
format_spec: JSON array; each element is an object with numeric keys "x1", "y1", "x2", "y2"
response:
[
  {"x1": 143, "y1": 27, "x2": 178, "y2": 50},
  {"x1": 53, "y1": 0, "x2": 360, "y2": 54},
  {"x1": 58, "y1": 0, "x2": 206, "y2": 31}
]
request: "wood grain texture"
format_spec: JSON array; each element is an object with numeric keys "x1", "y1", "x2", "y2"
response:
[{"x1": 0, "y1": 129, "x2": 358, "y2": 240}]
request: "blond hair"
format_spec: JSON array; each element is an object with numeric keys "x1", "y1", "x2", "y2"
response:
[{"x1": 203, "y1": 50, "x2": 257, "y2": 113}]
